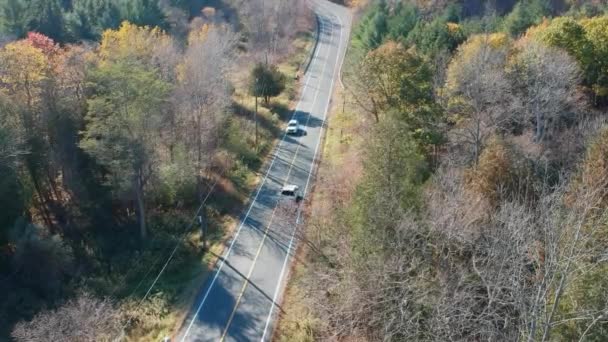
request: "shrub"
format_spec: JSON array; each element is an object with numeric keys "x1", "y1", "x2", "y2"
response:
[{"x1": 12, "y1": 292, "x2": 121, "y2": 342}]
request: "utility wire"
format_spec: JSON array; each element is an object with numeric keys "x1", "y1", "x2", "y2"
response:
[{"x1": 113, "y1": 169, "x2": 224, "y2": 341}]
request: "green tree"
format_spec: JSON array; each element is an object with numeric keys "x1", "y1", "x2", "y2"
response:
[
  {"x1": 355, "y1": 41, "x2": 442, "y2": 146},
  {"x1": 249, "y1": 63, "x2": 286, "y2": 105},
  {"x1": 386, "y1": 2, "x2": 419, "y2": 42},
  {"x1": 351, "y1": 1, "x2": 388, "y2": 52},
  {"x1": 0, "y1": 0, "x2": 26, "y2": 37},
  {"x1": 80, "y1": 61, "x2": 171, "y2": 239},
  {"x1": 503, "y1": 0, "x2": 550, "y2": 36},
  {"x1": 582, "y1": 16, "x2": 608, "y2": 100},
  {"x1": 24, "y1": 0, "x2": 66, "y2": 41},
  {"x1": 532, "y1": 17, "x2": 594, "y2": 78},
  {"x1": 119, "y1": 0, "x2": 167, "y2": 29},
  {"x1": 64, "y1": 0, "x2": 122, "y2": 41},
  {"x1": 407, "y1": 16, "x2": 465, "y2": 57}
]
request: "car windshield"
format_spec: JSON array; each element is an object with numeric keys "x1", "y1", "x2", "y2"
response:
[{"x1": 288, "y1": 120, "x2": 298, "y2": 126}]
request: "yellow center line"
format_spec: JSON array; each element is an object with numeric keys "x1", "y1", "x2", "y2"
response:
[
  {"x1": 220, "y1": 136, "x2": 305, "y2": 342},
  {"x1": 219, "y1": 203, "x2": 279, "y2": 341}
]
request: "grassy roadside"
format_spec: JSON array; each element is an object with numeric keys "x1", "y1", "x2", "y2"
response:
[
  {"x1": 272, "y1": 70, "x2": 369, "y2": 341},
  {"x1": 124, "y1": 30, "x2": 317, "y2": 341}
]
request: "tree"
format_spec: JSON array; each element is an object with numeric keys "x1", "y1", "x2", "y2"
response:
[
  {"x1": 81, "y1": 61, "x2": 171, "y2": 240},
  {"x1": 509, "y1": 40, "x2": 581, "y2": 142},
  {"x1": 581, "y1": 16, "x2": 608, "y2": 102},
  {"x1": 445, "y1": 33, "x2": 515, "y2": 163},
  {"x1": 530, "y1": 17, "x2": 593, "y2": 73},
  {"x1": 9, "y1": 221, "x2": 74, "y2": 300},
  {"x1": 0, "y1": 117, "x2": 25, "y2": 239},
  {"x1": 503, "y1": 0, "x2": 550, "y2": 37},
  {"x1": 23, "y1": 0, "x2": 66, "y2": 41},
  {"x1": 0, "y1": 0, "x2": 26, "y2": 37},
  {"x1": 232, "y1": 0, "x2": 310, "y2": 60},
  {"x1": 120, "y1": 0, "x2": 167, "y2": 30},
  {"x1": 0, "y1": 38, "x2": 60, "y2": 230},
  {"x1": 407, "y1": 16, "x2": 465, "y2": 57},
  {"x1": 352, "y1": 41, "x2": 442, "y2": 145},
  {"x1": 387, "y1": 2, "x2": 420, "y2": 43},
  {"x1": 351, "y1": 1, "x2": 388, "y2": 52},
  {"x1": 0, "y1": 39, "x2": 48, "y2": 110},
  {"x1": 358, "y1": 117, "x2": 428, "y2": 215},
  {"x1": 249, "y1": 62, "x2": 286, "y2": 105},
  {"x1": 176, "y1": 24, "x2": 236, "y2": 195},
  {"x1": 64, "y1": 0, "x2": 122, "y2": 41},
  {"x1": 98, "y1": 21, "x2": 172, "y2": 67}
]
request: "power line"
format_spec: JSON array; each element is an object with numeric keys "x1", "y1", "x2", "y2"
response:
[{"x1": 113, "y1": 169, "x2": 224, "y2": 341}]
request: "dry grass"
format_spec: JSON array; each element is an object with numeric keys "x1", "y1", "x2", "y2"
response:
[{"x1": 274, "y1": 76, "x2": 369, "y2": 341}]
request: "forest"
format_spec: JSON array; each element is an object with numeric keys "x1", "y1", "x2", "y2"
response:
[
  {"x1": 0, "y1": 0, "x2": 312, "y2": 340},
  {"x1": 277, "y1": 0, "x2": 608, "y2": 341}
]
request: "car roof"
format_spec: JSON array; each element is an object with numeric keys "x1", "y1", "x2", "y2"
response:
[
  {"x1": 281, "y1": 184, "x2": 299, "y2": 192},
  {"x1": 288, "y1": 119, "x2": 298, "y2": 125}
]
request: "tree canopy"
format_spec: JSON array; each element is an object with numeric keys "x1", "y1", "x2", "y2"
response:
[{"x1": 249, "y1": 62, "x2": 286, "y2": 105}]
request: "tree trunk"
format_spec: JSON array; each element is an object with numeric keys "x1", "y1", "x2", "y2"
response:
[
  {"x1": 135, "y1": 178, "x2": 146, "y2": 240},
  {"x1": 196, "y1": 110, "x2": 204, "y2": 198},
  {"x1": 255, "y1": 96, "x2": 259, "y2": 151},
  {"x1": 535, "y1": 105, "x2": 545, "y2": 142}
]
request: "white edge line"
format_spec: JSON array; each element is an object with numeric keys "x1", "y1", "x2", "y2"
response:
[
  {"x1": 260, "y1": 4, "x2": 348, "y2": 341},
  {"x1": 179, "y1": 17, "x2": 328, "y2": 342}
]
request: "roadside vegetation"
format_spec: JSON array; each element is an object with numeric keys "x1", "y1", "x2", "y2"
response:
[
  {"x1": 278, "y1": 0, "x2": 608, "y2": 341},
  {"x1": 0, "y1": 0, "x2": 314, "y2": 340}
]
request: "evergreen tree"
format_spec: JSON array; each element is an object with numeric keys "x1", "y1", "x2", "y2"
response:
[
  {"x1": 65, "y1": 0, "x2": 122, "y2": 41},
  {"x1": 503, "y1": 0, "x2": 550, "y2": 36},
  {"x1": 352, "y1": 1, "x2": 389, "y2": 51},
  {"x1": 0, "y1": 0, "x2": 26, "y2": 37},
  {"x1": 249, "y1": 63, "x2": 286, "y2": 105},
  {"x1": 120, "y1": 0, "x2": 167, "y2": 29},
  {"x1": 25, "y1": 0, "x2": 66, "y2": 41}
]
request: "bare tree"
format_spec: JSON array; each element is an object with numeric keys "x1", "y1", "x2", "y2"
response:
[
  {"x1": 446, "y1": 34, "x2": 516, "y2": 164},
  {"x1": 175, "y1": 25, "x2": 238, "y2": 193},
  {"x1": 509, "y1": 41, "x2": 581, "y2": 142},
  {"x1": 427, "y1": 164, "x2": 608, "y2": 342},
  {"x1": 230, "y1": 0, "x2": 311, "y2": 63}
]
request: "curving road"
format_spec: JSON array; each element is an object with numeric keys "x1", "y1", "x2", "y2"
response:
[{"x1": 176, "y1": 1, "x2": 351, "y2": 341}]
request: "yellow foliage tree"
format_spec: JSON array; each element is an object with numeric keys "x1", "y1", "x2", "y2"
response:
[
  {"x1": 99, "y1": 21, "x2": 172, "y2": 66},
  {"x1": 358, "y1": 40, "x2": 435, "y2": 124},
  {"x1": 187, "y1": 23, "x2": 211, "y2": 46},
  {"x1": 0, "y1": 40, "x2": 49, "y2": 110},
  {"x1": 445, "y1": 33, "x2": 512, "y2": 163}
]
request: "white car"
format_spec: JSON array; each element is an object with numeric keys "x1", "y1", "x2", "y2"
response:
[
  {"x1": 280, "y1": 184, "x2": 303, "y2": 202},
  {"x1": 286, "y1": 119, "x2": 299, "y2": 135}
]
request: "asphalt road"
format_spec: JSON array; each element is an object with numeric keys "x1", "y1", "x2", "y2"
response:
[{"x1": 176, "y1": 2, "x2": 351, "y2": 341}]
